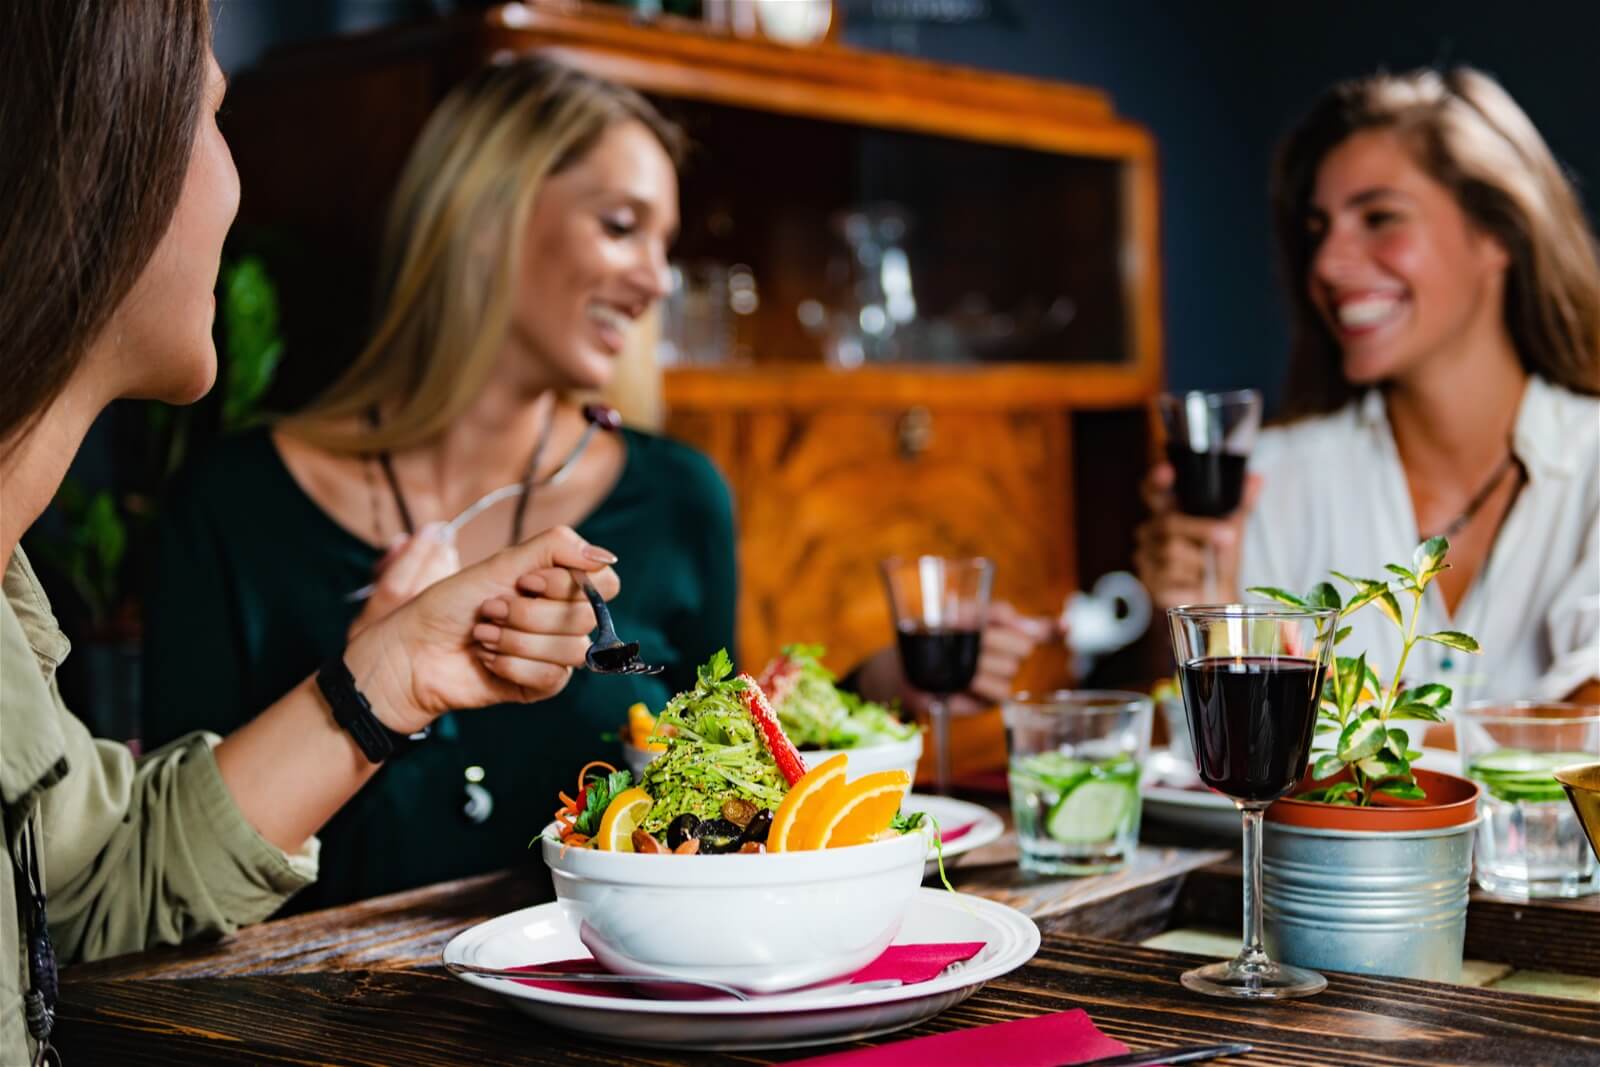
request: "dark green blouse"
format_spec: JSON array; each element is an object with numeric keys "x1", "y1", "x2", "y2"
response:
[{"x1": 142, "y1": 426, "x2": 736, "y2": 913}]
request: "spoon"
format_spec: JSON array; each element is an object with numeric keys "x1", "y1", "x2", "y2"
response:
[{"x1": 570, "y1": 568, "x2": 664, "y2": 676}]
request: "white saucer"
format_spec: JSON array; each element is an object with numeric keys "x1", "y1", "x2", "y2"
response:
[
  {"x1": 1140, "y1": 747, "x2": 1463, "y2": 838},
  {"x1": 902, "y1": 793, "x2": 1005, "y2": 877},
  {"x1": 442, "y1": 888, "x2": 1039, "y2": 1051}
]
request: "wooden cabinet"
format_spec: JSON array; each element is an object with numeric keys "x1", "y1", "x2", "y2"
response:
[{"x1": 221, "y1": 1, "x2": 1161, "y2": 781}]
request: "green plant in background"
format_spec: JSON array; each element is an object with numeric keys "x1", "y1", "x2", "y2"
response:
[
  {"x1": 30, "y1": 481, "x2": 128, "y2": 632},
  {"x1": 1250, "y1": 536, "x2": 1482, "y2": 806}
]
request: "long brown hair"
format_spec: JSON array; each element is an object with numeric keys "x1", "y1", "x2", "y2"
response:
[
  {"x1": 0, "y1": 0, "x2": 212, "y2": 448},
  {"x1": 1272, "y1": 66, "x2": 1600, "y2": 418},
  {"x1": 279, "y1": 56, "x2": 684, "y2": 453}
]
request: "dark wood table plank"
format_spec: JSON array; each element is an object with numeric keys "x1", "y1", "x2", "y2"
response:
[{"x1": 55, "y1": 938, "x2": 1600, "y2": 1067}]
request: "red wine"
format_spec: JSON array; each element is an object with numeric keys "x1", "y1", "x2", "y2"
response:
[
  {"x1": 1179, "y1": 656, "x2": 1323, "y2": 803},
  {"x1": 1167, "y1": 443, "x2": 1248, "y2": 517},
  {"x1": 896, "y1": 625, "x2": 981, "y2": 694}
]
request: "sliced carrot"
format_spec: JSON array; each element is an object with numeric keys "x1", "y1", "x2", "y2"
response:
[{"x1": 575, "y1": 760, "x2": 618, "y2": 795}]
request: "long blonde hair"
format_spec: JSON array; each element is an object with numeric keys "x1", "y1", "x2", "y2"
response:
[
  {"x1": 1272, "y1": 66, "x2": 1600, "y2": 417},
  {"x1": 280, "y1": 56, "x2": 683, "y2": 452}
]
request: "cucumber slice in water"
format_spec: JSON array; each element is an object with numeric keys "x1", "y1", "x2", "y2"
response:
[{"x1": 1046, "y1": 780, "x2": 1132, "y2": 844}]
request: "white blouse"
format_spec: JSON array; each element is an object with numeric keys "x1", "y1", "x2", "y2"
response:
[{"x1": 1240, "y1": 376, "x2": 1600, "y2": 711}]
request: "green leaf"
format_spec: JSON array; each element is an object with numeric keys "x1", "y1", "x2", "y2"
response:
[
  {"x1": 1335, "y1": 653, "x2": 1369, "y2": 719},
  {"x1": 1413, "y1": 536, "x2": 1448, "y2": 575},
  {"x1": 1421, "y1": 631, "x2": 1481, "y2": 654},
  {"x1": 1322, "y1": 781, "x2": 1361, "y2": 802},
  {"x1": 1396, "y1": 683, "x2": 1451, "y2": 709},
  {"x1": 1357, "y1": 751, "x2": 1408, "y2": 779},
  {"x1": 1384, "y1": 563, "x2": 1419, "y2": 586},
  {"x1": 1315, "y1": 722, "x2": 1339, "y2": 735},
  {"x1": 1389, "y1": 703, "x2": 1447, "y2": 723},
  {"x1": 1311, "y1": 753, "x2": 1347, "y2": 780},
  {"x1": 698, "y1": 648, "x2": 734, "y2": 689},
  {"x1": 1247, "y1": 586, "x2": 1308, "y2": 608},
  {"x1": 1404, "y1": 749, "x2": 1423, "y2": 761},
  {"x1": 1374, "y1": 589, "x2": 1404, "y2": 628},
  {"x1": 1334, "y1": 626, "x2": 1353, "y2": 645},
  {"x1": 1306, "y1": 582, "x2": 1342, "y2": 611},
  {"x1": 1337, "y1": 710, "x2": 1385, "y2": 762},
  {"x1": 1295, "y1": 787, "x2": 1331, "y2": 803},
  {"x1": 1376, "y1": 781, "x2": 1426, "y2": 801},
  {"x1": 1385, "y1": 728, "x2": 1409, "y2": 758},
  {"x1": 220, "y1": 256, "x2": 285, "y2": 430}
]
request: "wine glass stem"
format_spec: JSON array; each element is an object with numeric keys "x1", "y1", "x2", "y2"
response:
[
  {"x1": 929, "y1": 695, "x2": 951, "y2": 795},
  {"x1": 1239, "y1": 805, "x2": 1269, "y2": 970}
]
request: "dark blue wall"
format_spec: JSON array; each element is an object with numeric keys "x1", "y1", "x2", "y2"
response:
[{"x1": 844, "y1": 0, "x2": 1600, "y2": 412}]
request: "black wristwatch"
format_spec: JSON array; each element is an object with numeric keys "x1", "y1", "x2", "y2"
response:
[{"x1": 316, "y1": 656, "x2": 430, "y2": 763}]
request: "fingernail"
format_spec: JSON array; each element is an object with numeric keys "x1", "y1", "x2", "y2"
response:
[
  {"x1": 582, "y1": 545, "x2": 619, "y2": 565},
  {"x1": 473, "y1": 624, "x2": 502, "y2": 646},
  {"x1": 482, "y1": 599, "x2": 510, "y2": 620},
  {"x1": 421, "y1": 521, "x2": 451, "y2": 544},
  {"x1": 476, "y1": 649, "x2": 496, "y2": 665},
  {"x1": 387, "y1": 532, "x2": 408, "y2": 549}
]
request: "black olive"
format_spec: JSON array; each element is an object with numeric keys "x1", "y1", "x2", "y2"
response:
[
  {"x1": 740, "y1": 809, "x2": 774, "y2": 845},
  {"x1": 695, "y1": 818, "x2": 743, "y2": 854},
  {"x1": 666, "y1": 813, "x2": 702, "y2": 851}
]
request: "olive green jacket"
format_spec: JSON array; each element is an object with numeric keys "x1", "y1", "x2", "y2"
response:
[{"x1": 1, "y1": 550, "x2": 317, "y2": 1063}]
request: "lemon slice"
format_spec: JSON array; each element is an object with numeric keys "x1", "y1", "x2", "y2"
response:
[{"x1": 596, "y1": 786, "x2": 654, "y2": 851}]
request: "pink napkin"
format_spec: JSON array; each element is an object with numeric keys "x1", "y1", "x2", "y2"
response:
[
  {"x1": 509, "y1": 942, "x2": 985, "y2": 1000},
  {"x1": 779, "y1": 1009, "x2": 1128, "y2": 1066},
  {"x1": 939, "y1": 821, "x2": 978, "y2": 844}
]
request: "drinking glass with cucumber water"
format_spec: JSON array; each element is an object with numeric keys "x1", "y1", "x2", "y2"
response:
[
  {"x1": 1004, "y1": 691, "x2": 1153, "y2": 875},
  {"x1": 1458, "y1": 702, "x2": 1600, "y2": 899}
]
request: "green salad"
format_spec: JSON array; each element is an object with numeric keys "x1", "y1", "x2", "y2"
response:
[
  {"x1": 638, "y1": 650, "x2": 789, "y2": 834},
  {"x1": 762, "y1": 644, "x2": 919, "y2": 750}
]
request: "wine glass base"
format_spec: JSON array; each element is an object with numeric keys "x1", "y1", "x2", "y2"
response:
[{"x1": 1180, "y1": 958, "x2": 1326, "y2": 1000}]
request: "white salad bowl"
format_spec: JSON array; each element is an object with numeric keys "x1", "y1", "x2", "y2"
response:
[
  {"x1": 541, "y1": 825, "x2": 931, "y2": 993},
  {"x1": 622, "y1": 732, "x2": 924, "y2": 783}
]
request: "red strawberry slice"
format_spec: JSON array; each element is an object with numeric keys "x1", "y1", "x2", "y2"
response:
[{"x1": 737, "y1": 673, "x2": 808, "y2": 786}]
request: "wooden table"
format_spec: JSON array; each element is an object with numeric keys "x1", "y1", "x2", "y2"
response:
[{"x1": 57, "y1": 815, "x2": 1600, "y2": 1066}]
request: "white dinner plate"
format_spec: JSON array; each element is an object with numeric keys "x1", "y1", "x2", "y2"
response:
[
  {"x1": 902, "y1": 793, "x2": 1006, "y2": 878},
  {"x1": 1140, "y1": 747, "x2": 1462, "y2": 839},
  {"x1": 442, "y1": 888, "x2": 1039, "y2": 1051}
]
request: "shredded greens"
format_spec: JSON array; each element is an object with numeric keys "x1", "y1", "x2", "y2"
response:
[
  {"x1": 638, "y1": 650, "x2": 788, "y2": 833},
  {"x1": 773, "y1": 644, "x2": 919, "y2": 749},
  {"x1": 572, "y1": 769, "x2": 632, "y2": 838}
]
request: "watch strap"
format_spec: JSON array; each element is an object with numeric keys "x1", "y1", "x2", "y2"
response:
[{"x1": 316, "y1": 656, "x2": 428, "y2": 763}]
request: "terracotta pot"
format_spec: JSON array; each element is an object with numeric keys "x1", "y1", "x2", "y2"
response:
[{"x1": 1266, "y1": 767, "x2": 1480, "y2": 831}]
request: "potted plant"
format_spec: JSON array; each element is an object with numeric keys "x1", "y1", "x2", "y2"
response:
[{"x1": 1248, "y1": 536, "x2": 1483, "y2": 982}]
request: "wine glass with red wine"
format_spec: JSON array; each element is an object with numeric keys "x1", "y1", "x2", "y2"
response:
[
  {"x1": 1157, "y1": 390, "x2": 1263, "y2": 599},
  {"x1": 879, "y1": 556, "x2": 995, "y2": 795},
  {"x1": 1167, "y1": 603, "x2": 1338, "y2": 999}
]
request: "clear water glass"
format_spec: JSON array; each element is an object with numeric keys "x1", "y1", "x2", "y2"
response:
[
  {"x1": 1458, "y1": 702, "x2": 1600, "y2": 899},
  {"x1": 1004, "y1": 691, "x2": 1152, "y2": 875}
]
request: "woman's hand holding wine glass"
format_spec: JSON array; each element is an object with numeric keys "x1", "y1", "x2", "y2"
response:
[{"x1": 1135, "y1": 465, "x2": 1263, "y2": 608}]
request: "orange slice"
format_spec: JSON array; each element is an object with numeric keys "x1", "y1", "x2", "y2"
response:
[
  {"x1": 596, "y1": 787, "x2": 653, "y2": 851},
  {"x1": 806, "y1": 769, "x2": 912, "y2": 849},
  {"x1": 768, "y1": 753, "x2": 848, "y2": 852}
]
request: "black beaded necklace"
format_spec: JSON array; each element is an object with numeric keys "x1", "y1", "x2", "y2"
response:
[{"x1": 369, "y1": 401, "x2": 621, "y2": 547}]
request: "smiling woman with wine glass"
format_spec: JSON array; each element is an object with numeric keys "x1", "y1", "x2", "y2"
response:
[{"x1": 1137, "y1": 66, "x2": 1600, "y2": 712}]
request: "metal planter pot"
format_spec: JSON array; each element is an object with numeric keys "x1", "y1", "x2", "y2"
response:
[{"x1": 1262, "y1": 819, "x2": 1477, "y2": 982}]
